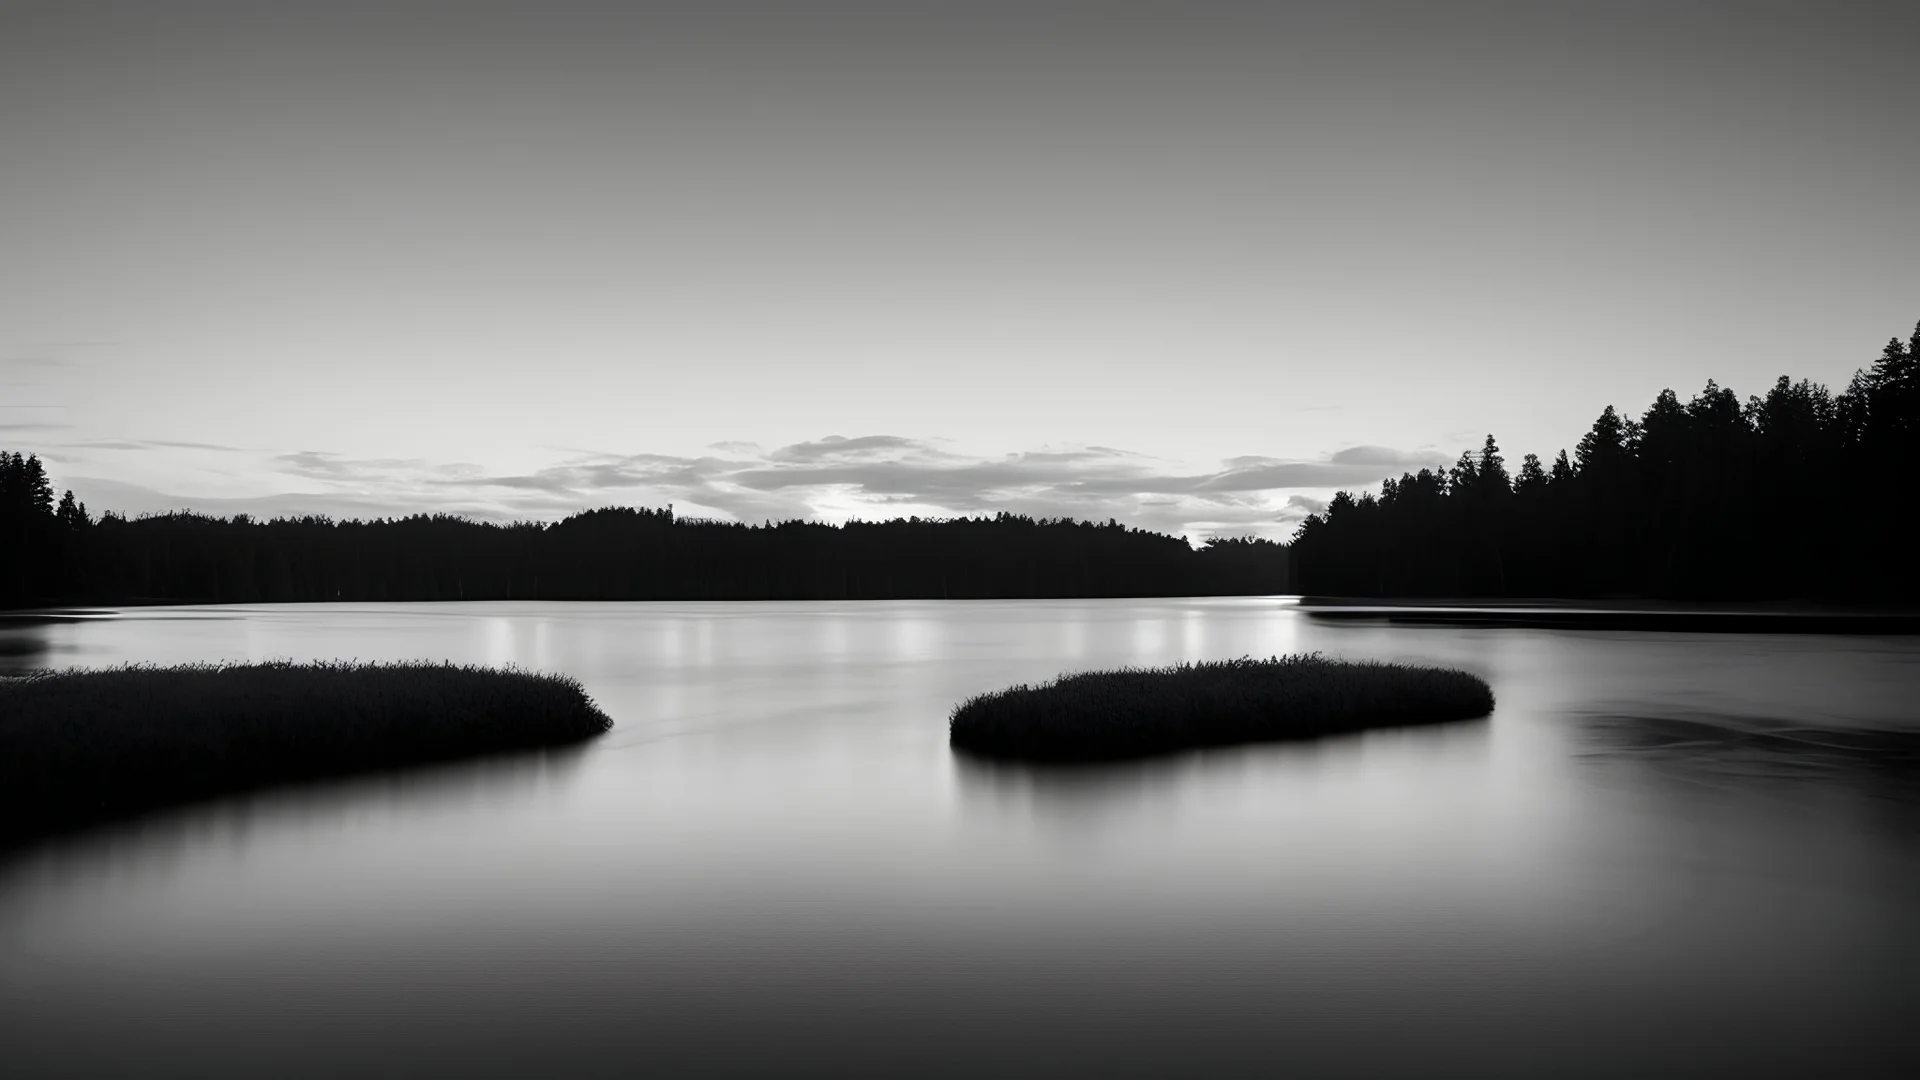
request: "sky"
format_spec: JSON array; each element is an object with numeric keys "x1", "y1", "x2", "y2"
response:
[{"x1": 2, "y1": 0, "x2": 1915, "y2": 541}]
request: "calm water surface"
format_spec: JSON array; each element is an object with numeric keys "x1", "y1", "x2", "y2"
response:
[{"x1": 2, "y1": 599, "x2": 1917, "y2": 1078}]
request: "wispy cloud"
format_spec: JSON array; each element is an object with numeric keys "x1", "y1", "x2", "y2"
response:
[
  {"x1": 59, "y1": 438, "x2": 249, "y2": 451},
  {"x1": 58, "y1": 477, "x2": 485, "y2": 525},
  {"x1": 53, "y1": 436, "x2": 1456, "y2": 541},
  {"x1": 65, "y1": 440, "x2": 151, "y2": 451},
  {"x1": 145, "y1": 439, "x2": 251, "y2": 452},
  {"x1": 767, "y1": 434, "x2": 945, "y2": 463}
]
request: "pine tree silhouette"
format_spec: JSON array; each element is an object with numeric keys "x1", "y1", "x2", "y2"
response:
[{"x1": 1292, "y1": 317, "x2": 1920, "y2": 603}]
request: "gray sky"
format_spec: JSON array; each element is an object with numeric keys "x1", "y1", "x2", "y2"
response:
[{"x1": 3, "y1": 1, "x2": 1915, "y2": 540}]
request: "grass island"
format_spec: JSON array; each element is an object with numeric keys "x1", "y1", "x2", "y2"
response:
[
  {"x1": 950, "y1": 654, "x2": 1494, "y2": 762},
  {"x1": 0, "y1": 659, "x2": 612, "y2": 847}
]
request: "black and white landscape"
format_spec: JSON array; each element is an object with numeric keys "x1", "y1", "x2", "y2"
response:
[{"x1": 3, "y1": 3, "x2": 1917, "y2": 1078}]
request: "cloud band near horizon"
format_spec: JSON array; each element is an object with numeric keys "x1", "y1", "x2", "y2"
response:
[{"x1": 36, "y1": 435, "x2": 1457, "y2": 543}]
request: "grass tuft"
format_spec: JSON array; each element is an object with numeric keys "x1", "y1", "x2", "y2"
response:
[
  {"x1": 0, "y1": 659, "x2": 612, "y2": 846},
  {"x1": 949, "y1": 653, "x2": 1493, "y2": 761}
]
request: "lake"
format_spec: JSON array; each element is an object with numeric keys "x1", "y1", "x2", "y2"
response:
[{"x1": 2, "y1": 599, "x2": 1917, "y2": 1078}]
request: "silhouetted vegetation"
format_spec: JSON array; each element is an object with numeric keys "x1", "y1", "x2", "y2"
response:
[
  {"x1": 1292, "y1": 319, "x2": 1920, "y2": 602},
  {"x1": 0, "y1": 482, "x2": 1290, "y2": 606},
  {"x1": 949, "y1": 654, "x2": 1494, "y2": 761},
  {"x1": 0, "y1": 451, "x2": 86, "y2": 604},
  {"x1": 1295, "y1": 602, "x2": 1920, "y2": 634},
  {"x1": 0, "y1": 660, "x2": 611, "y2": 847}
]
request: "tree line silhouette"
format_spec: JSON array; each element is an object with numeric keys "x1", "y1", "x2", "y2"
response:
[
  {"x1": 0, "y1": 477, "x2": 1291, "y2": 606},
  {"x1": 1291, "y1": 319, "x2": 1920, "y2": 602},
  {"x1": 1, "y1": 452, "x2": 92, "y2": 605},
  {"x1": 13, "y1": 317, "x2": 1909, "y2": 607}
]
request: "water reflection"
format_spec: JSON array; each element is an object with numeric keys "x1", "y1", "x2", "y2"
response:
[
  {"x1": 0, "y1": 743, "x2": 595, "y2": 896},
  {"x1": 1, "y1": 600, "x2": 1916, "y2": 1078},
  {"x1": 0, "y1": 622, "x2": 51, "y2": 668},
  {"x1": 0, "y1": 610, "x2": 126, "y2": 672},
  {"x1": 1574, "y1": 709, "x2": 1920, "y2": 795},
  {"x1": 948, "y1": 717, "x2": 1494, "y2": 835}
]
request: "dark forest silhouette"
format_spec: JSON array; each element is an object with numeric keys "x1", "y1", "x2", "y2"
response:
[
  {"x1": 12, "y1": 318, "x2": 1916, "y2": 607},
  {"x1": 0, "y1": 474, "x2": 1289, "y2": 605},
  {"x1": 1291, "y1": 320, "x2": 1920, "y2": 602}
]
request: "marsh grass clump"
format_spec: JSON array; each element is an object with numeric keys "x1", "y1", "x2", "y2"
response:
[
  {"x1": 0, "y1": 660, "x2": 612, "y2": 846},
  {"x1": 949, "y1": 654, "x2": 1493, "y2": 761}
]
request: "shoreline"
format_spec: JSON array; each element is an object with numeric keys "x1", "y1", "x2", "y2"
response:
[{"x1": 1294, "y1": 597, "x2": 1920, "y2": 633}]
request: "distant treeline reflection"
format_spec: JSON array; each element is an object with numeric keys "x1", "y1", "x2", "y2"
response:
[
  {"x1": 1292, "y1": 320, "x2": 1920, "y2": 601},
  {"x1": 0, "y1": 485, "x2": 1289, "y2": 605}
]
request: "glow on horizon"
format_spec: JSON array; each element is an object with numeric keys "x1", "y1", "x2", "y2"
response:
[{"x1": 3, "y1": 2, "x2": 1915, "y2": 540}]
